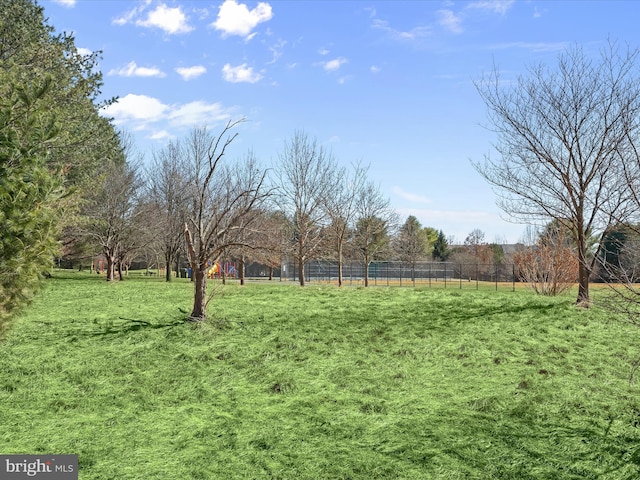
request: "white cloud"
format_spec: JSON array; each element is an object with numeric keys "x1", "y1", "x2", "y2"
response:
[
  {"x1": 109, "y1": 61, "x2": 166, "y2": 78},
  {"x1": 438, "y1": 9, "x2": 463, "y2": 34},
  {"x1": 370, "y1": 65, "x2": 381, "y2": 74},
  {"x1": 167, "y1": 101, "x2": 232, "y2": 127},
  {"x1": 322, "y1": 57, "x2": 348, "y2": 72},
  {"x1": 149, "y1": 130, "x2": 174, "y2": 140},
  {"x1": 175, "y1": 65, "x2": 207, "y2": 80},
  {"x1": 318, "y1": 47, "x2": 330, "y2": 56},
  {"x1": 392, "y1": 186, "x2": 431, "y2": 204},
  {"x1": 53, "y1": 0, "x2": 76, "y2": 7},
  {"x1": 101, "y1": 94, "x2": 235, "y2": 133},
  {"x1": 213, "y1": 0, "x2": 273, "y2": 38},
  {"x1": 371, "y1": 18, "x2": 431, "y2": 41},
  {"x1": 194, "y1": 7, "x2": 210, "y2": 20},
  {"x1": 222, "y1": 63, "x2": 263, "y2": 83},
  {"x1": 77, "y1": 47, "x2": 92, "y2": 56},
  {"x1": 113, "y1": 1, "x2": 151, "y2": 26},
  {"x1": 102, "y1": 94, "x2": 168, "y2": 123},
  {"x1": 266, "y1": 39, "x2": 286, "y2": 65},
  {"x1": 468, "y1": 0, "x2": 514, "y2": 15},
  {"x1": 136, "y1": 4, "x2": 193, "y2": 34}
]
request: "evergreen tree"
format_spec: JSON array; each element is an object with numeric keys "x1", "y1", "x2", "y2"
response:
[
  {"x1": 432, "y1": 230, "x2": 450, "y2": 261},
  {"x1": 0, "y1": 0, "x2": 119, "y2": 334},
  {"x1": 0, "y1": 78, "x2": 63, "y2": 333}
]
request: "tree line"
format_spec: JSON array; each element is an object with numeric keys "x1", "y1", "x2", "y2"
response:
[
  {"x1": 1, "y1": 0, "x2": 497, "y2": 325},
  {"x1": 63, "y1": 123, "x2": 477, "y2": 319},
  {"x1": 7, "y1": 0, "x2": 640, "y2": 328}
]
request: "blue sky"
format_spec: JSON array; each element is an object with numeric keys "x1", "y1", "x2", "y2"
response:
[{"x1": 43, "y1": 0, "x2": 640, "y2": 243}]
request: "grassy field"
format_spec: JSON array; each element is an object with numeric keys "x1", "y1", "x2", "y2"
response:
[{"x1": 2, "y1": 271, "x2": 640, "y2": 479}]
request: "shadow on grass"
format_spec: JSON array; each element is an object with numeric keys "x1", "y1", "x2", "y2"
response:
[
  {"x1": 426, "y1": 302, "x2": 563, "y2": 331},
  {"x1": 91, "y1": 316, "x2": 187, "y2": 336},
  {"x1": 469, "y1": 300, "x2": 562, "y2": 318},
  {"x1": 48, "y1": 272, "x2": 107, "y2": 281},
  {"x1": 440, "y1": 411, "x2": 640, "y2": 479}
]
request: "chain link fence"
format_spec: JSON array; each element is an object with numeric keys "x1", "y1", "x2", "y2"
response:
[{"x1": 280, "y1": 260, "x2": 518, "y2": 291}]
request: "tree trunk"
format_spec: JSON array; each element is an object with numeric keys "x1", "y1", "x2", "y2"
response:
[
  {"x1": 298, "y1": 255, "x2": 305, "y2": 286},
  {"x1": 364, "y1": 255, "x2": 370, "y2": 287},
  {"x1": 105, "y1": 251, "x2": 116, "y2": 282},
  {"x1": 297, "y1": 234, "x2": 305, "y2": 286},
  {"x1": 165, "y1": 252, "x2": 173, "y2": 282},
  {"x1": 175, "y1": 252, "x2": 180, "y2": 280},
  {"x1": 117, "y1": 260, "x2": 124, "y2": 281},
  {"x1": 268, "y1": 266, "x2": 273, "y2": 281},
  {"x1": 576, "y1": 228, "x2": 590, "y2": 307},
  {"x1": 191, "y1": 267, "x2": 207, "y2": 320},
  {"x1": 337, "y1": 244, "x2": 343, "y2": 287},
  {"x1": 577, "y1": 262, "x2": 590, "y2": 307},
  {"x1": 239, "y1": 256, "x2": 245, "y2": 286}
]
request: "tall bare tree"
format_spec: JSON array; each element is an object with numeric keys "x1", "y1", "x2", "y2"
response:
[
  {"x1": 148, "y1": 139, "x2": 190, "y2": 282},
  {"x1": 274, "y1": 131, "x2": 337, "y2": 286},
  {"x1": 354, "y1": 181, "x2": 397, "y2": 287},
  {"x1": 324, "y1": 162, "x2": 368, "y2": 286},
  {"x1": 182, "y1": 122, "x2": 269, "y2": 320},
  {"x1": 395, "y1": 215, "x2": 428, "y2": 282},
  {"x1": 474, "y1": 42, "x2": 640, "y2": 306}
]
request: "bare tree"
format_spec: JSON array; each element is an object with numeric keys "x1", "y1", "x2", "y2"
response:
[
  {"x1": 182, "y1": 122, "x2": 269, "y2": 320},
  {"x1": 354, "y1": 181, "x2": 397, "y2": 287},
  {"x1": 464, "y1": 229, "x2": 486, "y2": 257},
  {"x1": 274, "y1": 131, "x2": 337, "y2": 286},
  {"x1": 81, "y1": 159, "x2": 146, "y2": 281},
  {"x1": 252, "y1": 209, "x2": 289, "y2": 280},
  {"x1": 147, "y1": 139, "x2": 190, "y2": 282},
  {"x1": 474, "y1": 42, "x2": 640, "y2": 306},
  {"x1": 324, "y1": 161, "x2": 368, "y2": 286}
]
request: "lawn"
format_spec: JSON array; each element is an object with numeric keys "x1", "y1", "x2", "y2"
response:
[{"x1": 1, "y1": 271, "x2": 640, "y2": 479}]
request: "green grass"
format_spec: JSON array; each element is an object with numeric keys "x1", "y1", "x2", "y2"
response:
[{"x1": 2, "y1": 271, "x2": 640, "y2": 479}]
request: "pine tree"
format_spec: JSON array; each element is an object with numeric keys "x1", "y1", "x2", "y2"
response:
[
  {"x1": 432, "y1": 230, "x2": 450, "y2": 261},
  {"x1": 0, "y1": 0, "x2": 119, "y2": 334}
]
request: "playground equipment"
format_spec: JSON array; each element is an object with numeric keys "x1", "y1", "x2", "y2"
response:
[{"x1": 207, "y1": 261, "x2": 237, "y2": 279}]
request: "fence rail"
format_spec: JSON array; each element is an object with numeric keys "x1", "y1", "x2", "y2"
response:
[{"x1": 280, "y1": 261, "x2": 518, "y2": 290}]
